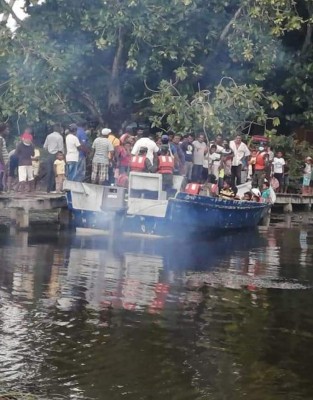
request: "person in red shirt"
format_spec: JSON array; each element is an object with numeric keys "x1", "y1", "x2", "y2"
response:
[{"x1": 252, "y1": 146, "x2": 268, "y2": 189}]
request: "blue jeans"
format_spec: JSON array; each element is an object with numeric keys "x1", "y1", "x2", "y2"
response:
[
  {"x1": 66, "y1": 162, "x2": 78, "y2": 181},
  {"x1": 76, "y1": 155, "x2": 86, "y2": 182}
]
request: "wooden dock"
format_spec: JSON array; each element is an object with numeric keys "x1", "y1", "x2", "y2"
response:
[
  {"x1": 274, "y1": 193, "x2": 313, "y2": 212},
  {"x1": 0, "y1": 192, "x2": 68, "y2": 230}
]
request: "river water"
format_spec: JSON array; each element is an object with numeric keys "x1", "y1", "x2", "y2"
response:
[{"x1": 0, "y1": 215, "x2": 313, "y2": 400}]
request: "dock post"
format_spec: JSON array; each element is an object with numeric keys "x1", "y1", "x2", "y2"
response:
[
  {"x1": 15, "y1": 208, "x2": 30, "y2": 229},
  {"x1": 283, "y1": 203, "x2": 293, "y2": 213}
]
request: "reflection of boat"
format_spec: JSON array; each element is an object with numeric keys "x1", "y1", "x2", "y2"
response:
[{"x1": 64, "y1": 172, "x2": 271, "y2": 235}]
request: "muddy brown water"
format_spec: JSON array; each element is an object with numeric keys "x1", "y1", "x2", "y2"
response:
[{"x1": 0, "y1": 215, "x2": 313, "y2": 399}]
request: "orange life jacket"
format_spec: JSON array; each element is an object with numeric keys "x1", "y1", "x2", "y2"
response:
[
  {"x1": 130, "y1": 155, "x2": 146, "y2": 172},
  {"x1": 157, "y1": 155, "x2": 174, "y2": 174},
  {"x1": 255, "y1": 152, "x2": 266, "y2": 170},
  {"x1": 185, "y1": 183, "x2": 201, "y2": 195}
]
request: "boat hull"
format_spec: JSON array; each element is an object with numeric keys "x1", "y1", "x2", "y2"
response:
[
  {"x1": 66, "y1": 188, "x2": 270, "y2": 236},
  {"x1": 166, "y1": 193, "x2": 270, "y2": 232}
]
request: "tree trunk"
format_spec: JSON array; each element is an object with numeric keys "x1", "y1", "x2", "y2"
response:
[{"x1": 108, "y1": 26, "x2": 124, "y2": 117}]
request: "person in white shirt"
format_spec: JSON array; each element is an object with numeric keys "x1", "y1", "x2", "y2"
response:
[
  {"x1": 43, "y1": 124, "x2": 64, "y2": 192},
  {"x1": 65, "y1": 124, "x2": 81, "y2": 181},
  {"x1": 131, "y1": 131, "x2": 159, "y2": 164},
  {"x1": 272, "y1": 151, "x2": 285, "y2": 193},
  {"x1": 229, "y1": 134, "x2": 250, "y2": 186}
]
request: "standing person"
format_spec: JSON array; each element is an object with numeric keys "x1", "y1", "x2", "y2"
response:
[
  {"x1": 302, "y1": 156, "x2": 312, "y2": 196},
  {"x1": 180, "y1": 134, "x2": 194, "y2": 182},
  {"x1": 53, "y1": 151, "x2": 66, "y2": 193},
  {"x1": 107, "y1": 129, "x2": 120, "y2": 184},
  {"x1": 43, "y1": 124, "x2": 64, "y2": 192},
  {"x1": 253, "y1": 146, "x2": 268, "y2": 190},
  {"x1": 65, "y1": 124, "x2": 81, "y2": 181},
  {"x1": 229, "y1": 134, "x2": 250, "y2": 187},
  {"x1": 76, "y1": 121, "x2": 89, "y2": 182},
  {"x1": 91, "y1": 128, "x2": 114, "y2": 185},
  {"x1": 115, "y1": 140, "x2": 132, "y2": 174},
  {"x1": 15, "y1": 132, "x2": 35, "y2": 192},
  {"x1": 192, "y1": 133, "x2": 207, "y2": 182},
  {"x1": 208, "y1": 144, "x2": 221, "y2": 180},
  {"x1": 172, "y1": 134, "x2": 185, "y2": 174},
  {"x1": 214, "y1": 134, "x2": 224, "y2": 153},
  {"x1": 0, "y1": 123, "x2": 9, "y2": 192},
  {"x1": 272, "y1": 151, "x2": 285, "y2": 193},
  {"x1": 31, "y1": 136, "x2": 41, "y2": 190},
  {"x1": 131, "y1": 130, "x2": 159, "y2": 165},
  {"x1": 157, "y1": 145, "x2": 175, "y2": 197}
]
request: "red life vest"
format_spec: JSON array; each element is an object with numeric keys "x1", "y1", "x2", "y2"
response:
[
  {"x1": 157, "y1": 155, "x2": 174, "y2": 174},
  {"x1": 130, "y1": 155, "x2": 146, "y2": 172},
  {"x1": 255, "y1": 152, "x2": 266, "y2": 170},
  {"x1": 185, "y1": 183, "x2": 201, "y2": 195}
]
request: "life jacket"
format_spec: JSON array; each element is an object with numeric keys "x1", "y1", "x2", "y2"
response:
[
  {"x1": 185, "y1": 183, "x2": 201, "y2": 195},
  {"x1": 130, "y1": 155, "x2": 146, "y2": 172},
  {"x1": 157, "y1": 155, "x2": 174, "y2": 174},
  {"x1": 255, "y1": 152, "x2": 266, "y2": 170}
]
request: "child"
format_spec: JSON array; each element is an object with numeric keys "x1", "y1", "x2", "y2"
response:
[
  {"x1": 303, "y1": 156, "x2": 312, "y2": 196},
  {"x1": 261, "y1": 180, "x2": 272, "y2": 203},
  {"x1": 272, "y1": 151, "x2": 285, "y2": 193},
  {"x1": 54, "y1": 151, "x2": 66, "y2": 193},
  {"x1": 219, "y1": 179, "x2": 237, "y2": 200},
  {"x1": 242, "y1": 191, "x2": 252, "y2": 201}
]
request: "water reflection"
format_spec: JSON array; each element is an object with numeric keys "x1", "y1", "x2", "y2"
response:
[{"x1": 0, "y1": 226, "x2": 312, "y2": 399}]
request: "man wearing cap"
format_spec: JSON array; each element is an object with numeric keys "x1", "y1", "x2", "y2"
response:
[
  {"x1": 131, "y1": 130, "x2": 159, "y2": 165},
  {"x1": 65, "y1": 124, "x2": 81, "y2": 181},
  {"x1": 90, "y1": 128, "x2": 114, "y2": 185}
]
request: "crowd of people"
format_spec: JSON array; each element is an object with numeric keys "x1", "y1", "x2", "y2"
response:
[{"x1": 0, "y1": 121, "x2": 312, "y2": 200}]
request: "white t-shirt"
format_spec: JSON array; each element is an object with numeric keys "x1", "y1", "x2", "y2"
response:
[
  {"x1": 193, "y1": 140, "x2": 207, "y2": 165},
  {"x1": 66, "y1": 133, "x2": 80, "y2": 162},
  {"x1": 131, "y1": 137, "x2": 159, "y2": 164},
  {"x1": 229, "y1": 141, "x2": 250, "y2": 166},
  {"x1": 273, "y1": 157, "x2": 285, "y2": 174}
]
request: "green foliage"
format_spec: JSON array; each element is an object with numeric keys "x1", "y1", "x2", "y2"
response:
[
  {"x1": 0, "y1": 0, "x2": 312, "y2": 135},
  {"x1": 270, "y1": 134, "x2": 313, "y2": 178},
  {"x1": 149, "y1": 77, "x2": 281, "y2": 138}
]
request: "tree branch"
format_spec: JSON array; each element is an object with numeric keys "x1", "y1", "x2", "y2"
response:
[
  {"x1": 0, "y1": 0, "x2": 25, "y2": 27},
  {"x1": 218, "y1": 6, "x2": 243, "y2": 45}
]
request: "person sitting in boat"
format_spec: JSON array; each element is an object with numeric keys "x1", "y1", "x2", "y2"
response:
[
  {"x1": 219, "y1": 178, "x2": 237, "y2": 200},
  {"x1": 251, "y1": 188, "x2": 261, "y2": 202},
  {"x1": 157, "y1": 145, "x2": 175, "y2": 197},
  {"x1": 130, "y1": 147, "x2": 155, "y2": 173},
  {"x1": 242, "y1": 191, "x2": 252, "y2": 201}
]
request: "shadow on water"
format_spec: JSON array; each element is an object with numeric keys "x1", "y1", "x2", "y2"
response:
[{"x1": 0, "y1": 225, "x2": 313, "y2": 399}]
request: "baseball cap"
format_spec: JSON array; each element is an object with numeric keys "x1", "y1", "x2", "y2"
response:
[{"x1": 101, "y1": 128, "x2": 112, "y2": 136}]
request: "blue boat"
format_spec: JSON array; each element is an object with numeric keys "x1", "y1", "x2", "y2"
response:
[{"x1": 63, "y1": 172, "x2": 271, "y2": 236}]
